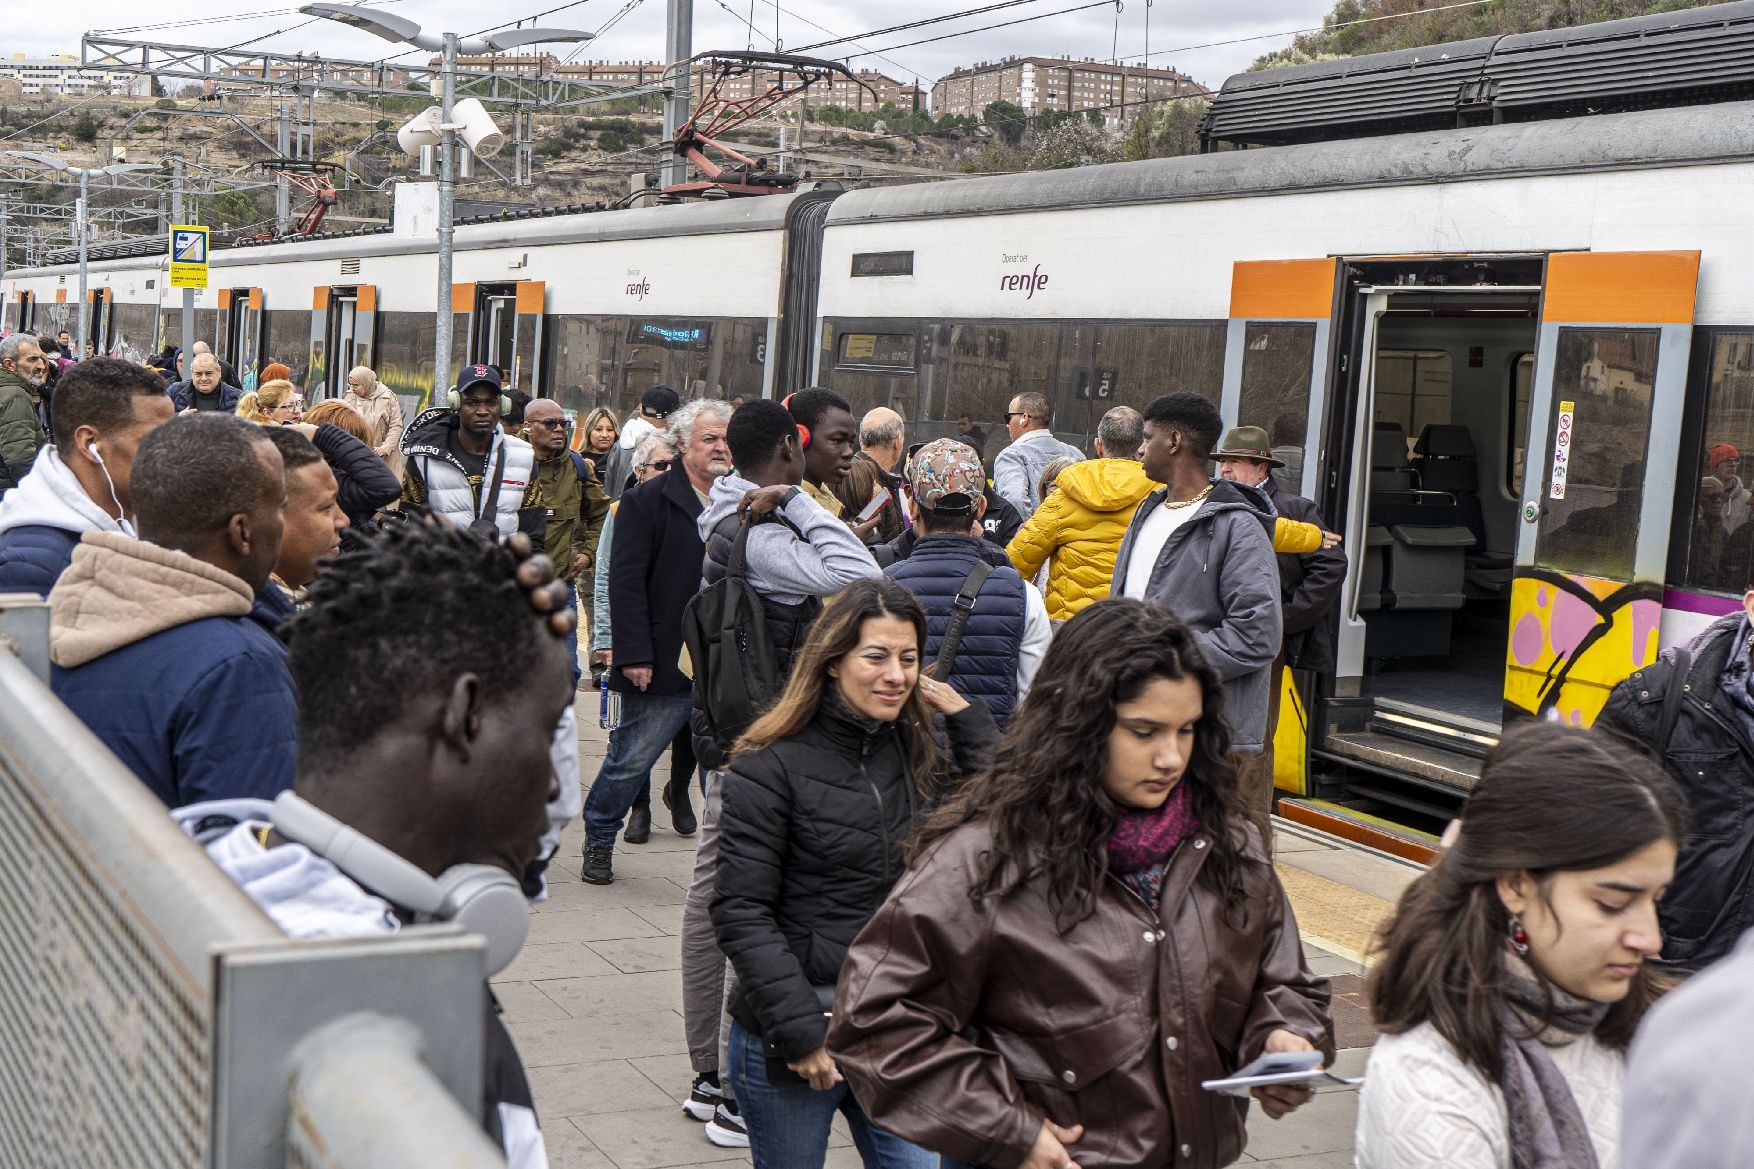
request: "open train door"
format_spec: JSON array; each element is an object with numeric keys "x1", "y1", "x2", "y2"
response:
[
  {"x1": 1221, "y1": 258, "x2": 1340, "y2": 798},
  {"x1": 219, "y1": 287, "x2": 264, "y2": 387},
  {"x1": 1504, "y1": 251, "x2": 1700, "y2": 726},
  {"x1": 85, "y1": 288, "x2": 113, "y2": 356},
  {"x1": 307, "y1": 285, "x2": 379, "y2": 401},
  {"x1": 510, "y1": 280, "x2": 546, "y2": 398}
]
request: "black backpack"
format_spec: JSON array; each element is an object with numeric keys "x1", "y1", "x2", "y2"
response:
[{"x1": 682, "y1": 522, "x2": 785, "y2": 749}]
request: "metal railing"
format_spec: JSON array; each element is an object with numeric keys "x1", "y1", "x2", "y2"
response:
[{"x1": 0, "y1": 597, "x2": 505, "y2": 1168}]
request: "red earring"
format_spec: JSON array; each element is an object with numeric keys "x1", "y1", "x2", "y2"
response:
[{"x1": 1509, "y1": 915, "x2": 1530, "y2": 956}]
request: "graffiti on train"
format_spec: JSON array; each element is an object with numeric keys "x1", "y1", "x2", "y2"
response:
[{"x1": 1504, "y1": 569, "x2": 1662, "y2": 725}]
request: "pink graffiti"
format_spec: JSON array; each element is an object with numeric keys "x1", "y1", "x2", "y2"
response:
[
  {"x1": 1548, "y1": 590, "x2": 1600, "y2": 657},
  {"x1": 1511, "y1": 612, "x2": 1545, "y2": 667},
  {"x1": 1630, "y1": 599, "x2": 1662, "y2": 668}
]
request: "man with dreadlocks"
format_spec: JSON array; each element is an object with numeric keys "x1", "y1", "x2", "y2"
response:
[{"x1": 175, "y1": 519, "x2": 577, "y2": 1169}]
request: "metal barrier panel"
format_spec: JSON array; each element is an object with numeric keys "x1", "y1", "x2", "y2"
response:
[
  {"x1": 0, "y1": 620, "x2": 501, "y2": 1168},
  {"x1": 0, "y1": 643, "x2": 281, "y2": 1165}
]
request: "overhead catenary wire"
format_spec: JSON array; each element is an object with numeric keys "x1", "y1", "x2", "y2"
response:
[
  {"x1": 791, "y1": 0, "x2": 1065, "y2": 55},
  {"x1": 854, "y1": 0, "x2": 1118, "y2": 58}
]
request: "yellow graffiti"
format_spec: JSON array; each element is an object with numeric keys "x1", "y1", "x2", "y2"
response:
[
  {"x1": 1271, "y1": 665, "x2": 1308, "y2": 796},
  {"x1": 1504, "y1": 572, "x2": 1662, "y2": 727}
]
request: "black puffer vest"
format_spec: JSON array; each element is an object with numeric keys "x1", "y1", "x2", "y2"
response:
[{"x1": 885, "y1": 534, "x2": 1028, "y2": 727}]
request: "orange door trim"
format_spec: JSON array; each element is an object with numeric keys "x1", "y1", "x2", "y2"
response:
[
  {"x1": 1230, "y1": 258, "x2": 1339, "y2": 320},
  {"x1": 451, "y1": 283, "x2": 476, "y2": 313},
  {"x1": 356, "y1": 285, "x2": 377, "y2": 312},
  {"x1": 514, "y1": 280, "x2": 546, "y2": 313},
  {"x1": 1543, "y1": 251, "x2": 1700, "y2": 325},
  {"x1": 312, "y1": 287, "x2": 330, "y2": 310}
]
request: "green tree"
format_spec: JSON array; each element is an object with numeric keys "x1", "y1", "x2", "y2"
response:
[
  {"x1": 72, "y1": 113, "x2": 100, "y2": 144},
  {"x1": 982, "y1": 99, "x2": 1028, "y2": 147},
  {"x1": 210, "y1": 189, "x2": 257, "y2": 229},
  {"x1": 1121, "y1": 97, "x2": 1212, "y2": 161}
]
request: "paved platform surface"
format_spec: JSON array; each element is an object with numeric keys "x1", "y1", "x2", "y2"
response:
[{"x1": 499, "y1": 707, "x2": 1419, "y2": 1169}]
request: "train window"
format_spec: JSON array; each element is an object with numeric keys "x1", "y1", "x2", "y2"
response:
[
  {"x1": 1676, "y1": 331, "x2": 1754, "y2": 594},
  {"x1": 547, "y1": 314, "x2": 768, "y2": 425},
  {"x1": 1507, "y1": 353, "x2": 1534, "y2": 495},
  {"x1": 1533, "y1": 328, "x2": 1658, "y2": 581},
  {"x1": 1240, "y1": 322, "x2": 1318, "y2": 477},
  {"x1": 837, "y1": 332, "x2": 916, "y2": 370},
  {"x1": 1373, "y1": 350, "x2": 1452, "y2": 447},
  {"x1": 851, "y1": 251, "x2": 914, "y2": 278}
]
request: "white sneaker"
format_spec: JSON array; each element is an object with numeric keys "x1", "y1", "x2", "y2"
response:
[
  {"x1": 704, "y1": 1101, "x2": 749, "y2": 1149},
  {"x1": 683, "y1": 1073, "x2": 723, "y2": 1122}
]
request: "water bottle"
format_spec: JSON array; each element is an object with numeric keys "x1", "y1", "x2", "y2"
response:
[{"x1": 598, "y1": 674, "x2": 622, "y2": 730}]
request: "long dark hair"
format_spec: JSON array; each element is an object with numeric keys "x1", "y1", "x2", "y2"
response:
[
  {"x1": 1368, "y1": 722, "x2": 1687, "y2": 1078},
  {"x1": 733, "y1": 578, "x2": 945, "y2": 782},
  {"x1": 916, "y1": 598, "x2": 1248, "y2": 930}
]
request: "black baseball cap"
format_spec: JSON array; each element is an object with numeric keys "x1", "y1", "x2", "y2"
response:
[
  {"x1": 641, "y1": 385, "x2": 681, "y2": 418},
  {"x1": 455, "y1": 363, "x2": 503, "y2": 394}
]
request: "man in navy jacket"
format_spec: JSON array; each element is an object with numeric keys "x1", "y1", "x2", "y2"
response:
[
  {"x1": 48, "y1": 413, "x2": 296, "y2": 806},
  {"x1": 0, "y1": 358, "x2": 175, "y2": 596}
]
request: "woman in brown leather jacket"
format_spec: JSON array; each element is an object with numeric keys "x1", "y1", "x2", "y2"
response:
[{"x1": 828, "y1": 599, "x2": 1334, "y2": 1169}]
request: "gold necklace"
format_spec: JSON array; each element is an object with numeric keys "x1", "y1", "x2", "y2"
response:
[{"x1": 1162, "y1": 483, "x2": 1215, "y2": 510}]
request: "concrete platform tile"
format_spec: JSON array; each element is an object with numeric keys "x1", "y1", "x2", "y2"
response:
[
  {"x1": 574, "y1": 1104, "x2": 752, "y2": 1169},
  {"x1": 508, "y1": 1008, "x2": 689, "y2": 1067},
  {"x1": 1238, "y1": 1082, "x2": 1359, "y2": 1161},
  {"x1": 631, "y1": 904, "x2": 686, "y2": 935},
  {"x1": 1280, "y1": 848, "x2": 1419, "y2": 905},
  {"x1": 628, "y1": 1052, "x2": 698, "y2": 1099},
  {"x1": 528, "y1": 1057, "x2": 679, "y2": 1119},
  {"x1": 1271, "y1": 827, "x2": 1338, "y2": 855},
  {"x1": 570, "y1": 875, "x2": 691, "y2": 909},
  {"x1": 590, "y1": 935, "x2": 685, "y2": 974},
  {"x1": 610, "y1": 848, "x2": 702, "y2": 882},
  {"x1": 537, "y1": 970, "x2": 686, "y2": 1018},
  {"x1": 532, "y1": 905, "x2": 672, "y2": 944},
  {"x1": 494, "y1": 979, "x2": 573, "y2": 1023},
  {"x1": 544, "y1": 1119, "x2": 620, "y2": 1169},
  {"x1": 1244, "y1": 1153, "x2": 1357, "y2": 1169},
  {"x1": 499, "y1": 941, "x2": 620, "y2": 983}
]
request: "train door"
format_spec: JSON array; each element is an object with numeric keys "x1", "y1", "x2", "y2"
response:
[
  {"x1": 465, "y1": 281, "x2": 546, "y2": 394},
  {"x1": 219, "y1": 287, "x2": 264, "y2": 387},
  {"x1": 307, "y1": 285, "x2": 378, "y2": 400},
  {"x1": 85, "y1": 288, "x2": 112, "y2": 356},
  {"x1": 1220, "y1": 259, "x2": 1337, "y2": 798},
  {"x1": 1502, "y1": 251, "x2": 1699, "y2": 727}
]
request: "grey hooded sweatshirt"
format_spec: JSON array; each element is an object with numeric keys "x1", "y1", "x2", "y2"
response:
[
  {"x1": 696, "y1": 472, "x2": 881, "y2": 603},
  {"x1": 1110, "y1": 479, "x2": 1284, "y2": 753}
]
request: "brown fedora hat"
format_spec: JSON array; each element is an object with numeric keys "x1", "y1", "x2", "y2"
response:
[{"x1": 1213, "y1": 425, "x2": 1285, "y2": 468}]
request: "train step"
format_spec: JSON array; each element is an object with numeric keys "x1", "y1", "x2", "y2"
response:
[
  {"x1": 1275, "y1": 798, "x2": 1440, "y2": 865},
  {"x1": 1315, "y1": 727, "x2": 1482, "y2": 794}
]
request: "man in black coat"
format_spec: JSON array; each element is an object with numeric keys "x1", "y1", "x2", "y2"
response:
[
  {"x1": 1597, "y1": 596, "x2": 1754, "y2": 972},
  {"x1": 582, "y1": 398, "x2": 734, "y2": 885},
  {"x1": 1216, "y1": 425, "x2": 1346, "y2": 774}
]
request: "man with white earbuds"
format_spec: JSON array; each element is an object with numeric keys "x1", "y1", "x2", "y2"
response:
[
  {"x1": 175, "y1": 518, "x2": 577, "y2": 1169},
  {"x1": 0, "y1": 358, "x2": 175, "y2": 596}
]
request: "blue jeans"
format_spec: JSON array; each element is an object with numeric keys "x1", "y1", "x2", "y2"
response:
[
  {"x1": 583, "y1": 689, "x2": 694, "y2": 848},
  {"x1": 728, "y1": 1021, "x2": 936, "y2": 1169},
  {"x1": 562, "y1": 580, "x2": 581, "y2": 685}
]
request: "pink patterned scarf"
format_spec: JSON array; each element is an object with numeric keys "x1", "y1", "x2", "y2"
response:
[{"x1": 1106, "y1": 781, "x2": 1201, "y2": 873}]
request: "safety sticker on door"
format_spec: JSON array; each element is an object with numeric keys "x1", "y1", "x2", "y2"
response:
[{"x1": 1550, "y1": 400, "x2": 1574, "y2": 500}]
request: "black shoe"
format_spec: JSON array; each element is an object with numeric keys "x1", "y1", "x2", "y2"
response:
[
  {"x1": 664, "y1": 779, "x2": 698, "y2": 836},
  {"x1": 624, "y1": 803, "x2": 652, "y2": 844},
  {"x1": 582, "y1": 844, "x2": 615, "y2": 885}
]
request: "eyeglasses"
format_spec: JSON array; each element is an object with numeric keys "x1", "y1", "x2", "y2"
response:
[
  {"x1": 639, "y1": 459, "x2": 674, "y2": 472},
  {"x1": 528, "y1": 418, "x2": 567, "y2": 429}
]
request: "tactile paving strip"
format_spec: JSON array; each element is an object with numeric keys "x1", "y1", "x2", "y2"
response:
[{"x1": 1275, "y1": 861, "x2": 1399, "y2": 967}]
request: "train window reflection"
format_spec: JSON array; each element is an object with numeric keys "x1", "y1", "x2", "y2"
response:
[
  {"x1": 1240, "y1": 322, "x2": 1317, "y2": 495},
  {"x1": 1533, "y1": 328, "x2": 1658, "y2": 580},
  {"x1": 1678, "y1": 331, "x2": 1754, "y2": 593},
  {"x1": 837, "y1": 332, "x2": 916, "y2": 369}
]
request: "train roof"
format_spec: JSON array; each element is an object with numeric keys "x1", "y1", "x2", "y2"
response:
[
  {"x1": 1203, "y1": 0, "x2": 1754, "y2": 147},
  {"x1": 20, "y1": 185, "x2": 822, "y2": 277},
  {"x1": 823, "y1": 97, "x2": 1754, "y2": 227}
]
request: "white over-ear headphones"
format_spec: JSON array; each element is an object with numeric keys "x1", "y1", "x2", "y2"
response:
[{"x1": 270, "y1": 791, "x2": 529, "y2": 975}]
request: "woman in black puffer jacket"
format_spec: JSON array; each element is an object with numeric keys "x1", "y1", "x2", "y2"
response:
[{"x1": 711, "y1": 577, "x2": 995, "y2": 1169}]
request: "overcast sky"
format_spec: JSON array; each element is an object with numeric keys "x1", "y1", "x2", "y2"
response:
[{"x1": 25, "y1": 0, "x2": 1336, "y2": 95}]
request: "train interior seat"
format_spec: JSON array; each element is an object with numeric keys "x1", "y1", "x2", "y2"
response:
[{"x1": 1370, "y1": 422, "x2": 1416, "y2": 492}]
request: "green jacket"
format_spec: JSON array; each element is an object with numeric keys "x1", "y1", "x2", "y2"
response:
[
  {"x1": 0, "y1": 368, "x2": 47, "y2": 493},
  {"x1": 534, "y1": 451, "x2": 609, "y2": 582}
]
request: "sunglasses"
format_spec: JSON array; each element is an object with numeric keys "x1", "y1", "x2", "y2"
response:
[
  {"x1": 639, "y1": 459, "x2": 674, "y2": 472},
  {"x1": 528, "y1": 418, "x2": 568, "y2": 429},
  {"x1": 1004, "y1": 411, "x2": 1031, "y2": 422}
]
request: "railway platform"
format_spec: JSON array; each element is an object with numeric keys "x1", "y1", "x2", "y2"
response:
[{"x1": 497, "y1": 704, "x2": 1424, "y2": 1169}]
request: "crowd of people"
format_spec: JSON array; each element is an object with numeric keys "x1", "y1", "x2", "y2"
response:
[{"x1": 6, "y1": 325, "x2": 1754, "y2": 1169}]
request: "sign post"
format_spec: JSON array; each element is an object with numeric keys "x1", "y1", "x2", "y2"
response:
[{"x1": 169, "y1": 224, "x2": 208, "y2": 374}]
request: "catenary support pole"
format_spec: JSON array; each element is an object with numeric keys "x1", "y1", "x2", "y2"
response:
[
  {"x1": 75, "y1": 169, "x2": 89, "y2": 359},
  {"x1": 661, "y1": 0, "x2": 693, "y2": 189},
  {"x1": 172, "y1": 158, "x2": 193, "y2": 370},
  {"x1": 434, "y1": 31, "x2": 459, "y2": 396}
]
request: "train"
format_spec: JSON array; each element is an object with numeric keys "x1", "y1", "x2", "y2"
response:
[{"x1": 11, "y1": 1, "x2": 1754, "y2": 847}]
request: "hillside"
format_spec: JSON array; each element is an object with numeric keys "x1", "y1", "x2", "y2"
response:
[{"x1": 1253, "y1": 0, "x2": 1731, "y2": 69}]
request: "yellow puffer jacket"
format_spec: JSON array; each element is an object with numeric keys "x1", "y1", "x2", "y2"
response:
[{"x1": 1009, "y1": 461, "x2": 1327, "y2": 621}]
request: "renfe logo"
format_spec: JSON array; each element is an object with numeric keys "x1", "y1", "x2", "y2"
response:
[
  {"x1": 626, "y1": 278, "x2": 651, "y2": 300},
  {"x1": 999, "y1": 264, "x2": 1049, "y2": 299}
]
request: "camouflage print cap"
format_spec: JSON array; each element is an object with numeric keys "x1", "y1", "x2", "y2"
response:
[{"x1": 908, "y1": 437, "x2": 984, "y2": 513}]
